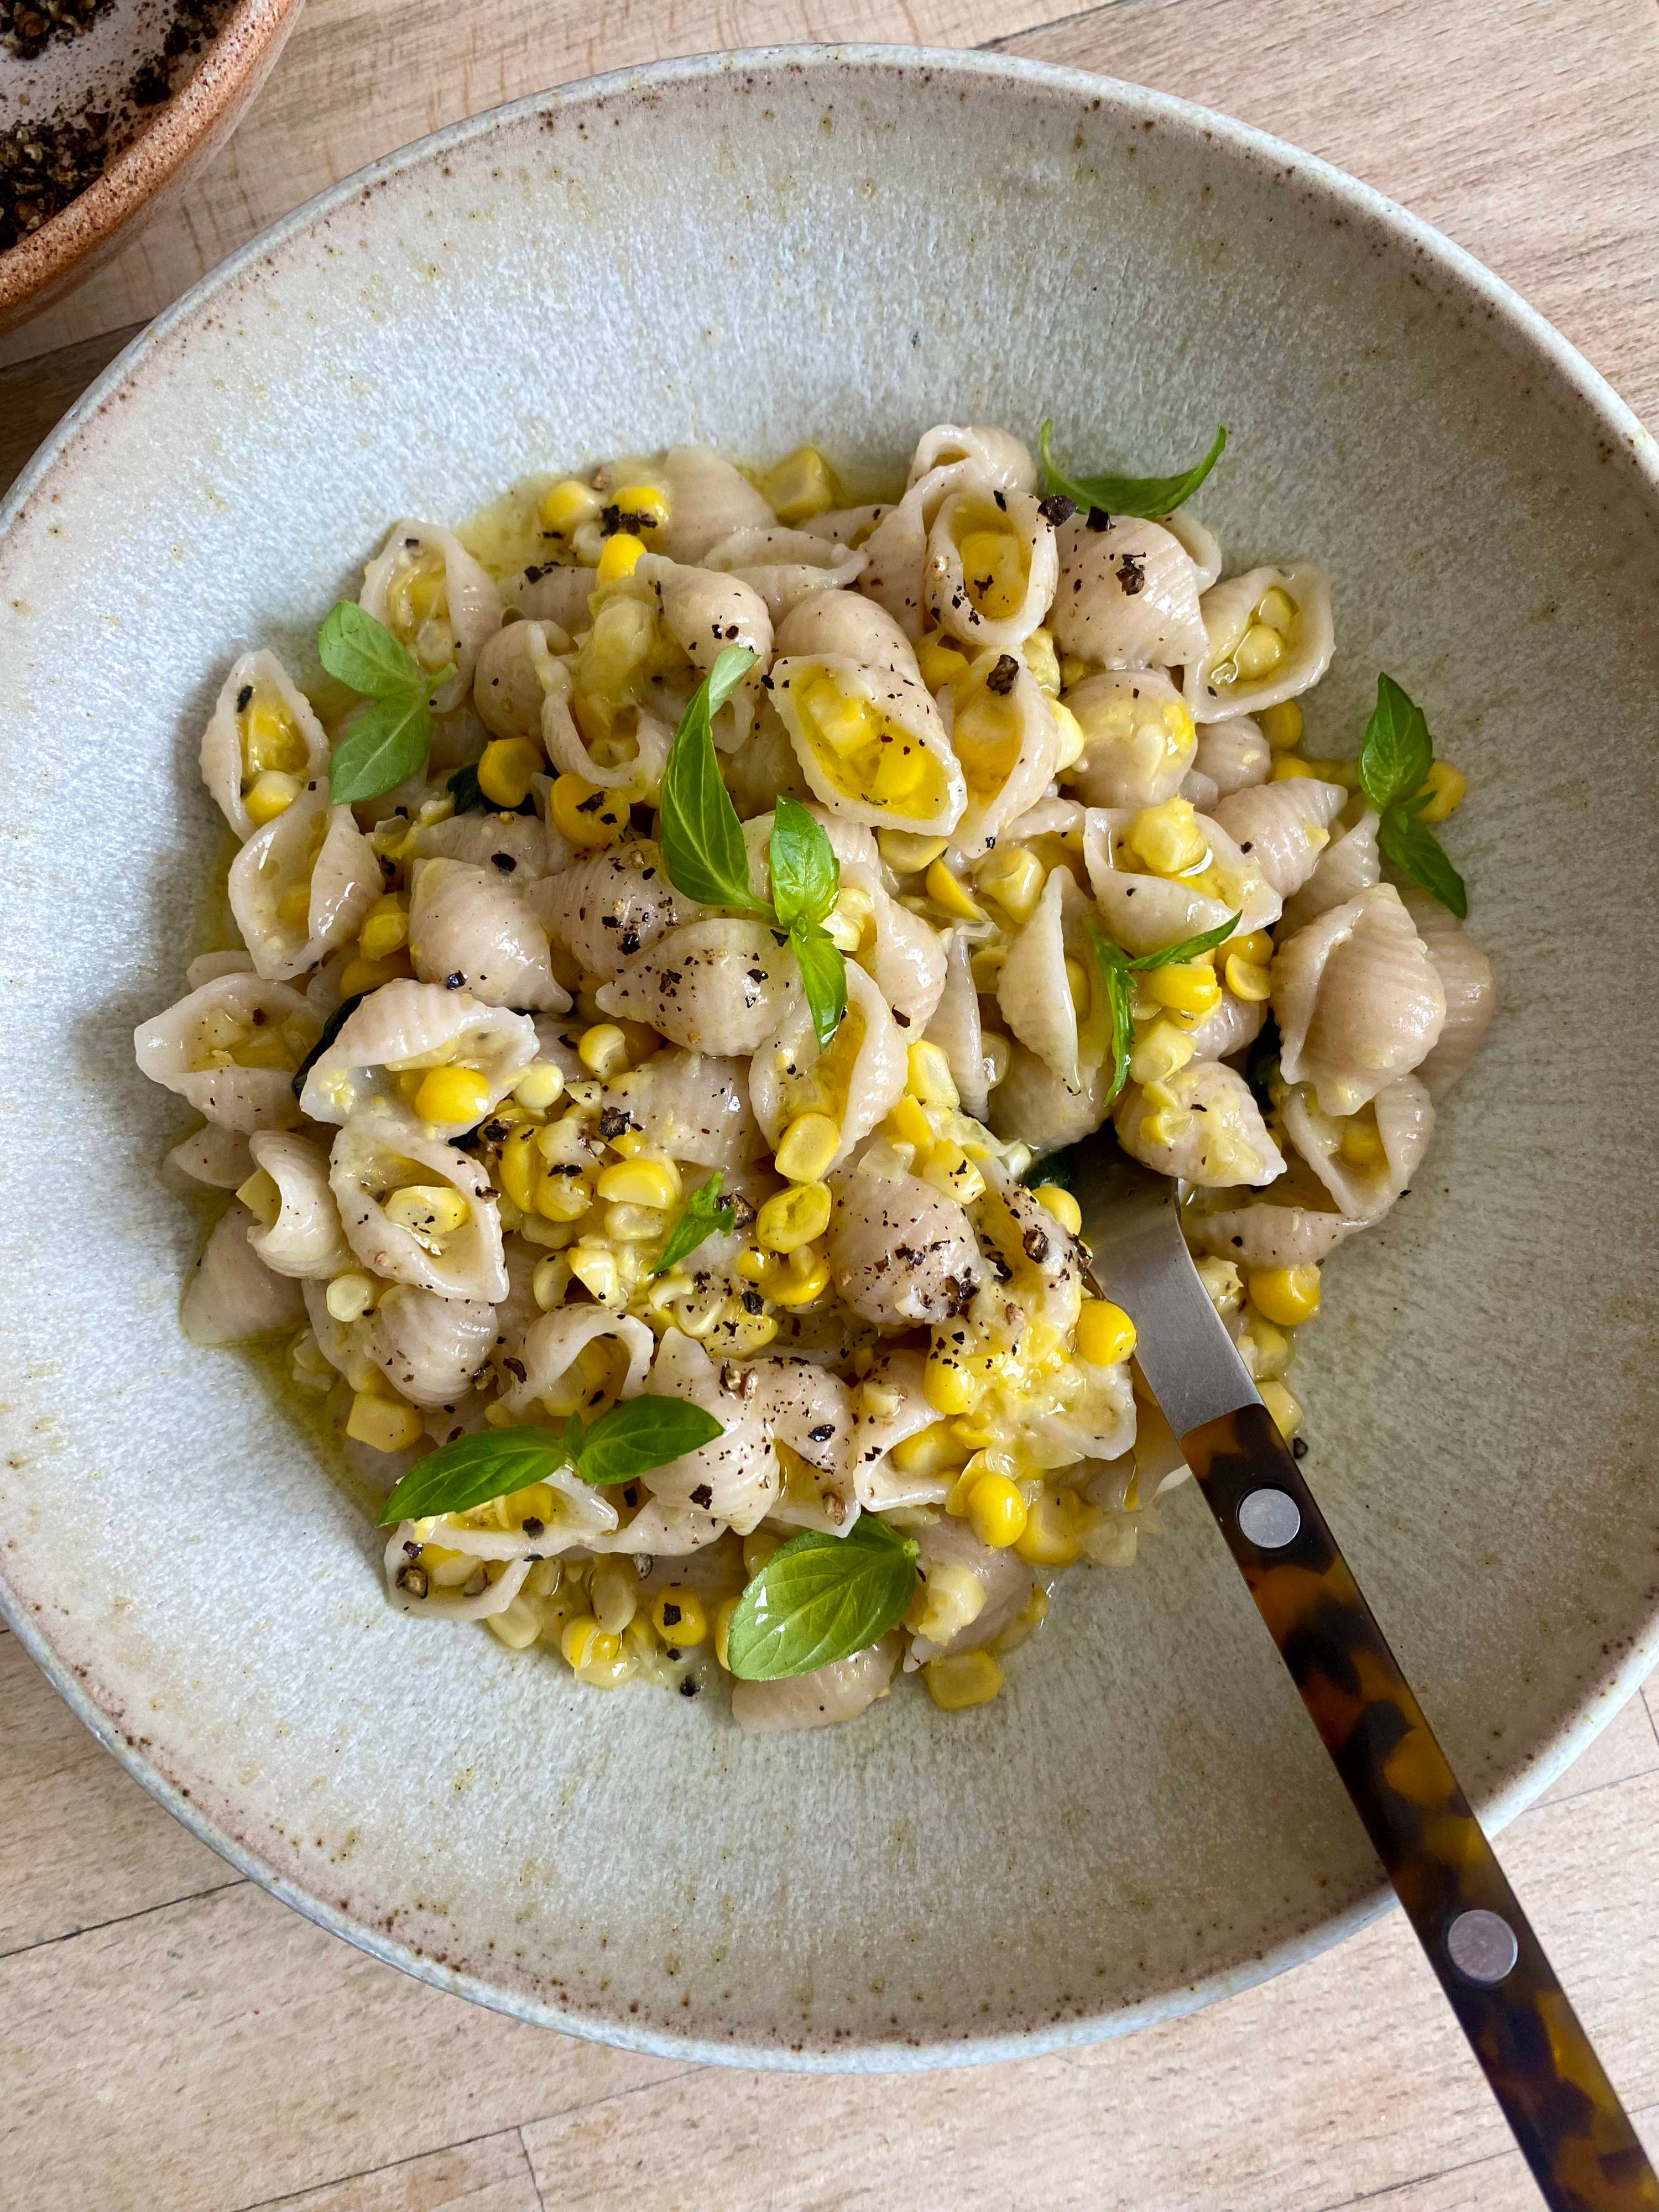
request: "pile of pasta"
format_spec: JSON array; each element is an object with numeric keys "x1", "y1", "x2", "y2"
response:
[{"x1": 135, "y1": 421, "x2": 1494, "y2": 1730}]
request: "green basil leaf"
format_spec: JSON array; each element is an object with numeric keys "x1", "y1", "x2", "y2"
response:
[
  {"x1": 571, "y1": 1395, "x2": 725, "y2": 1485},
  {"x1": 659, "y1": 648, "x2": 769, "y2": 913},
  {"x1": 1020, "y1": 1146, "x2": 1074, "y2": 1190},
  {"x1": 725, "y1": 1517, "x2": 919, "y2": 1680},
  {"x1": 378, "y1": 1426, "x2": 568, "y2": 1526},
  {"x1": 791, "y1": 920, "x2": 848, "y2": 1053},
  {"x1": 446, "y1": 760, "x2": 537, "y2": 816},
  {"x1": 1039, "y1": 419, "x2": 1227, "y2": 520},
  {"x1": 1379, "y1": 806, "x2": 1468, "y2": 919},
  {"x1": 1359, "y1": 672, "x2": 1433, "y2": 815},
  {"x1": 653, "y1": 1170, "x2": 736, "y2": 1276},
  {"x1": 318, "y1": 601, "x2": 428, "y2": 701},
  {"x1": 328, "y1": 692, "x2": 434, "y2": 805},
  {"x1": 1084, "y1": 920, "x2": 1135, "y2": 1108},
  {"x1": 1128, "y1": 911, "x2": 1243, "y2": 972},
  {"x1": 769, "y1": 794, "x2": 840, "y2": 931}
]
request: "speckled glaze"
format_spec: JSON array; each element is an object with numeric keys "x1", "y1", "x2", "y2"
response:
[{"x1": 0, "y1": 48, "x2": 1655, "y2": 2071}]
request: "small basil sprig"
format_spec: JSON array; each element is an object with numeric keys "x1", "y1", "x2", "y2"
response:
[
  {"x1": 725, "y1": 1517, "x2": 919, "y2": 1680},
  {"x1": 1358, "y1": 674, "x2": 1468, "y2": 919},
  {"x1": 658, "y1": 652, "x2": 849, "y2": 1050},
  {"x1": 1087, "y1": 912, "x2": 1244, "y2": 1107},
  {"x1": 653, "y1": 1169, "x2": 737, "y2": 1276},
  {"x1": 320, "y1": 602, "x2": 455, "y2": 807},
  {"x1": 377, "y1": 1396, "x2": 723, "y2": 1525},
  {"x1": 1039, "y1": 419, "x2": 1227, "y2": 520}
]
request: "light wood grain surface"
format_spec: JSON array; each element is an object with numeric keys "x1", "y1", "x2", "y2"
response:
[{"x1": 3, "y1": 3, "x2": 1656, "y2": 2208}]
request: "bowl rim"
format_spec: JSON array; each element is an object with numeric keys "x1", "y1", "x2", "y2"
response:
[
  {"x1": 3, "y1": 39, "x2": 1657, "y2": 2073},
  {"x1": 0, "y1": 0, "x2": 306, "y2": 320}
]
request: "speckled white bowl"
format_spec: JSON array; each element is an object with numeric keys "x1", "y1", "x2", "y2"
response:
[{"x1": 1, "y1": 46, "x2": 1656, "y2": 2070}]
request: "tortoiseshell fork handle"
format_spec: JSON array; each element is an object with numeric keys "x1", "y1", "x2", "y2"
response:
[{"x1": 1184, "y1": 1402, "x2": 1658, "y2": 2212}]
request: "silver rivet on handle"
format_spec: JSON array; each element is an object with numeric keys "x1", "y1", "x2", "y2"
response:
[
  {"x1": 1447, "y1": 1910, "x2": 1520, "y2": 1985},
  {"x1": 1237, "y1": 1487, "x2": 1301, "y2": 1550}
]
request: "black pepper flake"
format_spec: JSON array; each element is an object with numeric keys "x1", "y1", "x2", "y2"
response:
[
  {"x1": 1022, "y1": 1226, "x2": 1051, "y2": 1264},
  {"x1": 623, "y1": 1484, "x2": 640, "y2": 1508},
  {"x1": 993, "y1": 488, "x2": 1008, "y2": 510},
  {"x1": 1115, "y1": 551, "x2": 1146, "y2": 596},
  {"x1": 620, "y1": 928, "x2": 641, "y2": 955},
  {"x1": 1292, "y1": 1436, "x2": 1309, "y2": 1460},
  {"x1": 740, "y1": 1289, "x2": 764, "y2": 1315},
  {"x1": 576, "y1": 791, "x2": 605, "y2": 815},
  {"x1": 235, "y1": 684, "x2": 253, "y2": 712},
  {"x1": 597, "y1": 1105, "x2": 633, "y2": 1140},
  {"x1": 894, "y1": 1010, "x2": 911, "y2": 1029},
  {"x1": 679, "y1": 1676, "x2": 700, "y2": 1697},
  {"x1": 1037, "y1": 494, "x2": 1076, "y2": 528},
  {"x1": 481, "y1": 1119, "x2": 509, "y2": 1143},
  {"x1": 985, "y1": 653, "x2": 1020, "y2": 696},
  {"x1": 690, "y1": 1483, "x2": 713, "y2": 1508},
  {"x1": 490, "y1": 851, "x2": 517, "y2": 873},
  {"x1": 808, "y1": 1424, "x2": 835, "y2": 1443},
  {"x1": 444, "y1": 971, "x2": 465, "y2": 989},
  {"x1": 660, "y1": 1600, "x2": 682, "y2": 1627},
  {"x1": 1086, "y1": 505, "x2": 1111, "y2": 531},
  {"x1": 522, "y1": 1515, "x2": 545, "y2": 1537}
]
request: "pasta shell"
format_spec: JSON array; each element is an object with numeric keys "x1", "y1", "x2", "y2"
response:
[
  {"x1": 639, "y1": 1328, "x2": 779, "y2": 1531},
  {"x1": 1061, "y1": 669, "x2": 1196, "y2": 808},
  {"x1": 774, "y1": 587, "x2": 919, "y2": 678},
  {"x1": 1186, "y1": 1198, "x2": 1362, "y2": 1271},
  {"x1": 973, "y1": 1162, "x2": 1087, "y2": 1333},
  {"x1": 988, "y1": 1043, "x2": 1113, "y2": 1156},
  {"x1": 1272, "y1": 883, "x2": 1447, "y2": 1115},
  {"x1": 380, "y1": 1532, "x2": 537, "y2": 1621},
  {"x1": 923, "y1": 927, "x2": 988, "y2": 1120},
  {"x1": 503, "y1": 561, "x2": 595, "y2": 630},
  {"x1": 228, "y1": 782, "x2": 381, "y2": 982},
  {"x1": 359, "y1": 520, "x2": 503, "y2": 714},
  {"x1": 186, "y1": 950, "x2": 255, "y2": 989},
  {"x1": 1113, "y1": 1059, "x2": 1285, "y2": 1187},
  {"x1": 858, "y1": 459, "x2": 992, "y2": 639},
  {"x1": 1019, "y1": 1355, "x2": 1137, "y2": 1468},
  {"x1": 1189, "y1": 716, "x2": 1270, "y2": 799},
  {"x1": 162, "y1": 1121, "x2": 253, "y2": 1192},
  {"x1": 408, "y1": 856, "x2": 570, "y2": 1012},
  {"x1": 180, "y1": 1203, "x2": 306, "y2": 1345},
  {"x1": 1083, "y1": 806, "x2": 1281, "y2": 951},
  {"x1": 134, "y1": 972, "x2": 320, "y2": 1133},
  {"x1": 1185, "y1": 987, "x2": 1265, "y2": 1063},
  {"x1": 1280, "y1": 1073, "x2": 1436, "y2": 1223},
  {"x1": 526, "y1": 840, "x2": 698, "y2": 983},
  {"x1": 540, "y1": 657, "x2": 671, "y2": 798},
  {"x1": 1051, "y1": 514, "x2": 1208, "y2": 670},
  {"x1": 724, "y1": 714, "x2": 812, "y2": 818},
  {"x1": 603, "y1": 1050, "x2": 765, "y2": 1170},
  {"x1": 907, "y1": 424, "x2": 1036, "y2": 493},
  {"x1": 703, "y1": 526, "x2": 866, "y2": 619},
  {"x1": 329, "y1": 1105, "x2": 508, "y2": 1299},
  {"x1": 1183, "y1": 562, "x2": 1334, "y2": 724},
  {"x1": 995, "y1": 864, "x2": 1105, "y2": 1094},
  {"x1": 925, "y1": 489, "x2": 1059, "y2": 654},
  {"x1": 848, "y1": 1350, "x2": 951, "y2": 1510},
  {"x1": 593, "y1": 445, "x2": 775, "y2": 564},
  {"x1": 731, "y1": 1635, "x2": 900, "y2": 1734},
  {"x1": 906, "y1": 1517, "x2": 1035, "y2": 1665},
  {"x1": 472, "y1": 618, "x2": 570, "y2": 742},
  {"x1": 1211, "y1": 776, "x2": 1346, "y2": 898},
  {"x1": 797, "y1": 504, "x2": 891, "y2": 547},
  {"x1": 643, "y1": 556, "x2": 773, "y2": 672},
  {"x1": 299, "y1": 979, "x2": 537, "y2": 1129},
  {"x1": 1164, "y1": 505, "x2": 1223, "y2": 591},
  {"x1": 1402, "y1": 892, "x2": 1497, "y2": 1098},
  {"x1": 769, "y1": 654, "x2": 966, "y2": 837},
  {"x1": 752, "y1": 1359, "x2": 859, "y2": 1533},
  {"x1": 246, "y1": 1130, "x2": 353, "y2": 1278},
  {"x1": 495, "y1": 1307, "x2": 654, "y2": 1419},
  {"x1": 942, "y1": 653, "x2": 1061, "y2": 863},
  {"x1": 1279, "y1": 807, "x2": 1381, "y2": 937},
  {"x1": 828, "y1": 1169, "x2": 983, "y2": 1329},
  {"x1": 199, "y1": 651, "x2": 331, "y2": 842},
  {"x1": 364, "y1": 1286, "x2": 496, "y2": 1407},
  {"x1": 843, "y1": 862, "x2": 947, "y2": 1034},
  {"x1": 597, "y1": 918, "x2": 799, "y2": 1055},
  {"x1": 750, "y1": 958, "x2": 906, "y2": 1169},
  {"x1": 412, "y1": 808, "x2": 560, "y2": 877}
]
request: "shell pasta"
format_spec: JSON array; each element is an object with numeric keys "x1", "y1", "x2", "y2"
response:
[{"x1": 137, "y1": 422, "x2": 1492, "y2": 1730}]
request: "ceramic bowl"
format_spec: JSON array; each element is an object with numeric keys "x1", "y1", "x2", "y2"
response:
[
  {"x1": 0, "y1": 0, "x2": 304, "y2": 340},
  {"x1": 1, "y1": 46, "x2": 1655, "y2": 2070}
]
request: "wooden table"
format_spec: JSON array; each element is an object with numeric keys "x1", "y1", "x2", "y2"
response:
[{"x1": 4, "y1": 3, "x2": 1657, "y2": 2205}]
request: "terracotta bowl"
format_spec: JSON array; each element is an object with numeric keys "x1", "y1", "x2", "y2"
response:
[
  {"x1": 0, "y1": 0, "x2": 304, "y2": 340},
  {"x1": 0, "y1": 46, "x2": 1655, "y2": 2070}
]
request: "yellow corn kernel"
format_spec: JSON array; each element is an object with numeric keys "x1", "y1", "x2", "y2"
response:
[
  {"x1": 531, "y1": 1253, "x2": 571, "y2": 1308},
  {"x1": 1031, "y1": 1183, "x2": 1081, "y2": 1235},
  {"x1": 497, "y1": 1126, "x2": 539, "y2": 1211},
  {"x1": 589, "y1": 1554, "x2": 639, "y2": 1636},
  {"x1": 1250, "y1": 1263, "x2": 1322, "y2": 1327},
  {"x1": 1233, "y1": 623, "x2": 1284, "y2": 679},
  {"x1": 886, "y1": 1094, "x2": 934, "y2": 1151},
  {"x1": 916, "y1": 634, "x2": 971, "y2": 691},
  {"x1": 743, "y1": 1529, "x2": 783, "y2": 1579},
  {"x1": 325, "y1": 1271, "x2": 376, "y2": 1323},
  {"x1": 538, "y1": 478, "x2": 602, "y2": 535},
  {"x1": 924, "y1": 1348, "x2": 982, "y2": 1417},
  {"x1": 242, "y1": 696, "x2": 307, "y2": 774},
  {"x1": 651, "y1": 1585, "x2": 708, "y2": 1647},
  {"x1": 1224, "y1": 954, "x2": 1274, "y2": 1003},
  {"x1": 275, "y1": 881, "x2": 312, "y2": 932},
  {"x1": 1256, "y1": 586, "x2": 1298, "y2": 634},
  {"x1": 244, "y1": 769, "x2": 302, "y2": 826},
  {"x1": 1063, "y1": 957, "x2": 1091, "y2": 1016},
  {"x1": 596, "y1": 1155, "x2": 680, "y2": 1208},
  {"x1": 762, "y1": 1249, "x2": 830, "y2": 1307},
  {"x1": 384, "y1": 1185, "x2": 470, "y2": 1245},
  {"x1": 1259, "y1": 1378, "x2": 1305, "y2": 1441},
  {"x1": 920, "y1": 1141, "x2": 985, "y2": 1207},
  {"x1": 756, "y1": 1180, "x2": 832, "y2": 1253},
  {"x1": 1256, "y1": 698, "x2": 1304, "y2": 750},
  {"x1": 1417, "y1": 760, "x2": 1465, "y2": 822},
  {"x1": 346, "y1": 1390, "x2": 424, "y2": 1453},
  {"x1": 734, "y1": 1245, "x2": 770, "y2": 1282},
  {"x1": 1015, "y1": 1489, "x2": 1086, "y2": 1567},
  {"x1": 612, "y1": 483, "x2": 669, "y2": 530},
  {"x1": 713, "y1": 1595, "x2": 740, "y2": 1670},
  {"x1": 358, "y1": 891, "x2": 410, "y2": 962},
  {"x1": 595, "y1": 531, "x2": 645, "y2": 583},
  {"x1": 486, "y1": 1598, "x2": 542, "y2": 1650},
  {"x1": 568, "y1": 1242, "x2": 621, "y2": 1306},
  {"x1": 1127, "y1": 798, "x2": 1208, "y2": 877},
  {"x1": 1269, "y1": 754, "x2": 1317, "y2": 782},
  {"x1": 578, "y1": 1023, "x2": 630, "y2": 1079},
  {"x1": 550, "y1": 771, "x2": 627, "y2": 848},
  {"x1": 966, "y1": 1472, "x2": 1028, "y2": 1550},
  {"x1": 977, "y1": 844, "x2": 1046, "y2": 926},
  {"x1": 560, "y1": 1614, "x2": 612, "y2": 1671},
  {"x1": 413, "y1": 1063, "x2": 492, "y2": 1126},
  {"x1": 924, "y1": 1650, "x2": 1005, "y2": 1711},
  {"x1": 477, "y1": 735, "x2": 543, "y2": 810},
  {"x1": 775, "y1": 1112, "x2": 841, "y2": 1183},
  {"x1": 511, "y1": 1059, "x2": 566, "y2": 1112},
  {"x1": 906, "y1": 1560, "x2": 987, "y2": 1646},
  {"x1": 1022, "y1": 625, "x2": 1061, "y2": 696},
  {"x1": 1143, "y1": 962, "x2": 1222, "y2": 1018},
  {"x1": 969, "y1": 946, "x2": 1005, "y2": 995},
  {"x1": 337, "y1": 951, "x2": 412, "y2": 998},
  {"x1": 989, "y1": 1583, "x2": 1049, "y2": 1656},
  {"x1": 1128, "y1": 1018, "x2": 1198, "y2": 1086},
  {"x1": 890, "y1": 1420, "x2": 967, "y2": 1479},
  {"x1": 1075, "y1": 1297, "x2": 1138, "y2": 1368},
  {"x1": 925, "y1": 858, "x2": 986, "y2": 922},
  {"x1": 905, "y1": 1039, "x2": 959, "y2": 1108},
  {"x1": 1248, "y1": 1314, "x2": 1292, "y2": 1381},
  {"x1": 1339, "y1": 1114, "x2": 1387, "y2": 1166},
  {"x1": 1051, "y1": 700, "x2": 1087, "y2": 773},
  {"x1": 875, "y1": 830, "x2": 948, "y2": 875},
  {"x1": 1230, "y1": 928, "x2": 1274, "y2": 966},
  {"x1": 761, "y1": 445, "x2": 838, "y2": 526},
  {"x1": 234, "y1": 1167, "x2": 282, "y2": 1228}
]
